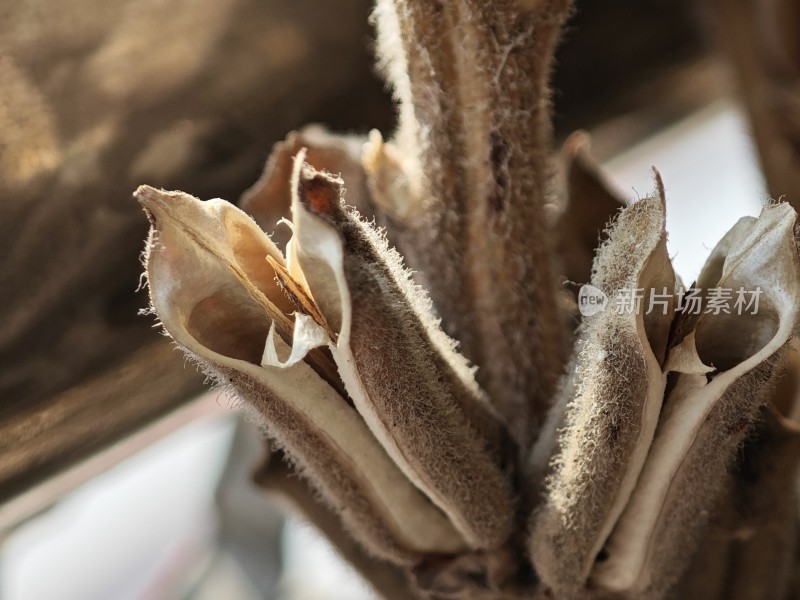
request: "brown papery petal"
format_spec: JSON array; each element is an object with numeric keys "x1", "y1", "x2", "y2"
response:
[
  {"x1": 137, "y1": 186, "x2": 467, "y2": 562},
  {"x1": 287, "y1": 158, "x2": 516, "y2": 550}
]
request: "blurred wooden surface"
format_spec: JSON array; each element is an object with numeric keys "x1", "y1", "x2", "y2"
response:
[
  {"x1": 707, "y1": 0, "x2": 800, "y2": 209},
  {"x1": 0, "y1": 0, "x2": 387, "y2": 507}
]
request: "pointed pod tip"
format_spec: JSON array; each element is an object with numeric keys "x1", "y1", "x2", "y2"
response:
[
  {"x1": 646, "y1": 168, "x2": 668, "y2": 226},
  {"x1": 362, "y1": 129, "x2": 384, "y2": 171},
  {"x1": 563, "y1": 130, "x2": 591, "y2": 158},
  {"x1": 134, "y1": 184, "x2": 161, "y2": 206},
  {"x1": 134, "y1": 185, "x2": 167, "y2": 227},
  {"x1": 303, "y1": 176, "x2": 340, "y2": 216},
  {"x1": 290, "y1": 150, "x2": 344, "y2": 219},
  {"x1": 133, "y1": 186, "x2": 211, "y2": 230},
  {"x1": 651, "y1": 167, "x2": 666, "y2": 200},
  {"x1": 367, "y1": 128, "x2": 384, "y2": 145},
  {"x1": 134, "y1": 185, "x2": 185, "y2": 214}
]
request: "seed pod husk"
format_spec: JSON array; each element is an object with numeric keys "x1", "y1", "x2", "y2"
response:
[
  {"x1": 592, "y1": 202, "x2": 800, "y2": 596},
  {"x1": 137, "y1": 185, "x2": 466, "y2": 563},
  {"x1": 286, "y1": 157, "x2": 516, "y2": 549},
  {"x1": 531, "y1": 183, "x2": 677, "y2": 592}
]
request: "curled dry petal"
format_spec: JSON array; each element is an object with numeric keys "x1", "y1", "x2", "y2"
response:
[
  {"x1": 591, "y1": 202, "x2": 800, "y2": 595},
  {"x1": 136, "y1": 184, "x2": 467, "y2": 563},
  {"x1": 530, "y1": 183, "x2": 677, "y2": 591},
  {"x1": 240, "y1": 124, "x2": 372, "y2": 250},
  {"x1": 286, "y1": 156, "x2": 516, "y2": 549}
]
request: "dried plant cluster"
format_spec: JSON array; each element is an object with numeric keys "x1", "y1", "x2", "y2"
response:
[{"x1": 137, "y1": 1, "x2": 800, "y2": 598}]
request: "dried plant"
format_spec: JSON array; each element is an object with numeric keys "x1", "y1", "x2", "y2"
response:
[{"x1": 136, "y1": 1, "x2": 800, "y2": 598}]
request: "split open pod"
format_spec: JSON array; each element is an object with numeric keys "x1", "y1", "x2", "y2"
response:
[
  {"x1": 137, "y1": 152, "x2": 516, "y2": 590},
  {"x1": 531, "y1": 193, "x2": 800, "y2": 599}
]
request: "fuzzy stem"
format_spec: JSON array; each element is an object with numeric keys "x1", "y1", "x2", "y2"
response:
[{"x1": 372, "y1": 0, "x2": 574, "y2": 442}]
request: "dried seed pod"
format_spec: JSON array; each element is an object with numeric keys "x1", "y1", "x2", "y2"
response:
[
  {"x1": 136, "y1": 185, "x2": 467, "y2": 563},
  {"x1": 675, "y1": 363, "x2": 800, "y2": 598},
  {"x1": 716, "y1": 360, "x2": 800, "y2": 600},
  {"x1": 670, "y1": 366, "x2": 800, "y2": 600},
  {"x1": 530, "y1": 184, "x2": 677, "y2": 591},
  {"x1": 371, "y1": 0, "x2": 574, "y2": 441},
  {"x1": 286, "y1": 156, "x2": 516, "y2": 549},
  {"x1": 669, "y1": 490, "x2": 737, "y2": 600},
  {"x1": 591, "y1": 202, "x2": 800, "y2": 596}
]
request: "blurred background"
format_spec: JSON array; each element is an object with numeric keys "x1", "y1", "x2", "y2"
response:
[{"x1": 0, "y1": 0, "x2": 789, "y2": 598}]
